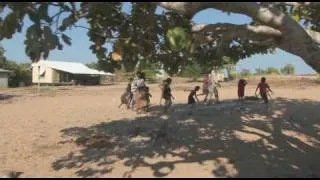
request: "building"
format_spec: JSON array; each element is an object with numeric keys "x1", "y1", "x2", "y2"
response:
[
  {"x1": 0, "y1": 68, "x2": 11, "y2": 88},
  {"x1": 31, "y1": 60, "x2": 115, "y2": 85}
]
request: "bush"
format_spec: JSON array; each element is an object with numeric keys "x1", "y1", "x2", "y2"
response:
[
  {"x1": 239, "y1": 69, "x2": 252, "y2": 78},
  {"x1": 1, "y1": 60, "x2": 32, "y2": 87},
  {"x1": 266, "y1": 67, "x2": 280, "y2": 75},
  {"x1": 281, "y1": 64, "x2": 295, "y2": 75},
  {"x1": 179, "y1": 63, "x2": 201, "y2": 81}
]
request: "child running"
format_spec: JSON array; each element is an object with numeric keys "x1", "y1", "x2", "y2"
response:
[{"x1": 255, "y1": 77, "x2": 273, "y2": 107}]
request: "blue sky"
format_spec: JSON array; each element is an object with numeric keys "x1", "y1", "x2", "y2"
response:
[{"x1": 0, "y1": 3, "x2": 316, "y2": 75}]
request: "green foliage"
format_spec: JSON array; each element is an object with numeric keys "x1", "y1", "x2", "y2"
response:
[
  {"x1": 0, "y1": 60, "x2": 32, "y2": 87},
  {"x1": 266, "y1": 67, "x2": 280, "y2": 75},
  {"x1": 85, "y1": 62, "x2": 99, "y2": 70},
  {"x1": 166, "y1": 27, "x2": 192, "y2": 51},
  {"x1": 255, "y1": 68, "x2": 266, "y2": 75},
  {"x1": 280, "y1": 64, "x2": 295, "y2": 75},
  {"x1": 0, "y1": 2, "x2": 291, "y2": 75},
  {"x1": 179, "y1": 62, "x2": 201, "y2": 81},
  {"x1": 239, "y1": 69, "x2": 252, "y2": 78}
]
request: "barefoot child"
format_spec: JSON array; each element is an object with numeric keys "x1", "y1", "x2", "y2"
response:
[
  {"x1": 187, "y1": 86, "x2": 200, "y2": 115},
  {"x1": 145, "y1": 86, "x2": 152, "y2": 111},
  {"x1": 238, "y1": 79, "x2": 247, "y2": 105},
  {"x1": 162, "y1": 78, "x2": 174, "y2": 113},
  {"x1": 119, "y1": 78, "x2": 134, "y2": 109},
  {"x1": 202, "y1": 74, "x2": 210, "y2": 103},
  {"x1": 255, "y1": 77, "x2": 273, "y2": 107}
]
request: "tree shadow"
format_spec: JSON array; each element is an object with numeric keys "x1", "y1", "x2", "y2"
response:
[
  {"x1": 0, "y1": 94, "x2": 19, "y2": 101},
  {"x1": 52, "y1": 98, "x2": 320, "y2": 178}
]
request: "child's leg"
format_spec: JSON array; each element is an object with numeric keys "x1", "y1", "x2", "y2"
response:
[{"x1": 214, "y1": 87, "x2": 219, "y2": 103}]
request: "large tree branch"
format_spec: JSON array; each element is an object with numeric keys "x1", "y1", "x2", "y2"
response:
[
  {"x1": 157, "y1": 2, "x2": 320, "y2": 72},
  {"x1": 192, "y1": 23, "x2": 282, "y2": 37}
]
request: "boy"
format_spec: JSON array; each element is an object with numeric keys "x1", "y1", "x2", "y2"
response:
[
  {"x1": 255, "y1": 77, "x2": 273, "y2": 106},
  {"x1": 188, "y1": 86, "x2": 200, "y2": 106},
  {"x1": 162, "y1": 78, "x2": 175, "y2": 113},
  {"x1": 238, "y1": 79, "x2": 247, "y2": 104}
]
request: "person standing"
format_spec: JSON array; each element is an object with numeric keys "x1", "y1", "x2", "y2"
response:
[
  {"x1": 238, "y1": 79, "x2": 247, "y2": 105},
  {"x1": 162, "y1": 78, "x2": 174, "y2": 113}
]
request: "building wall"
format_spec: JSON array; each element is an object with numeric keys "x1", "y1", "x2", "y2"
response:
[
  {"x1": 0, "y1": 73, "x2": 9, "y2": 88},
  {"x1": 32, "y1": 66, "x2": 58, "y2": 84}
]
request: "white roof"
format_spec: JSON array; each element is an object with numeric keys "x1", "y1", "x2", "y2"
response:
[{"x1": 32, "y1": 60, "x2": 115, "y2": 76}]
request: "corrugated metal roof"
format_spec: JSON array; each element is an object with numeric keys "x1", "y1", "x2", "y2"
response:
[
  {"x1": 0, "y1": 68, "x2": 11, "y2": 73},
  {"x1": 32, "y1": 60, "x2": 115, "y2": 76}
]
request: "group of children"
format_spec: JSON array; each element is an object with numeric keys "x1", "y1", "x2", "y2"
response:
[
  {"x1": 187, "y1": 76, "x2": 273, "y2": 109},
  {"x1": 119, "y1": 72, "x2": 152, "y2": 112},
  {"x1": 120, "y1": 71, "x2": 274, "y2": 113}
]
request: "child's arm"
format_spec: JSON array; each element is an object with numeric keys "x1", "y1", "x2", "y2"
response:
[
  {"x1": 195, "y1": 94, "x2": 200, "y2": 103},
  {"x1": 267, "y1": 85, "x2": 273, "y2": 93},
  {"x1": 255, "y1": 84, "x2": 259, "y2": 95}
]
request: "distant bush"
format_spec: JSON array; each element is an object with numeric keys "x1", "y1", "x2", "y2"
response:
[
  {"x1": 281, "y1": 64, "x2": 295, "y2": 75},
  {"x1": 266, "y1": 67, "x2": 280, "y2": 75},
  {"x1": 239, "y1": 69, "x2": 252, "y2": 78}
]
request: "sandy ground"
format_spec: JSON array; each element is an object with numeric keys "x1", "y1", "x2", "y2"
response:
[{"x1": 0, "y1": 76, "x2": 320, "y2": 178}]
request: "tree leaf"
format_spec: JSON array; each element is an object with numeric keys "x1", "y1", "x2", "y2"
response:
[{"x1": 61, "y1": 34, "x2": 72, "y2": 46}]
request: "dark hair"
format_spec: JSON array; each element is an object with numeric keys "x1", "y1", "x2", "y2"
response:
[
  {"x1": 166, "y1": 78, "x2": 172, "y2": 84},
  {"x1": 261, "y1": 77, "x2": 266, "y2": 82},
  {"x1": 195, "y1": 86, "x2": 200, "y2": 91},
  {"x1": 129, "y1": 78, "x2": 133, "y2": 81}
]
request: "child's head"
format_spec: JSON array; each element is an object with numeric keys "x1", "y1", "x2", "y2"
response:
[
  {"x1": 145, "y1": 86, "x2": 149, "y2": 92},
  {"x1": 166, "y1": 78, "x2": 172, "y2": 85},
  {"x1": 195, "y1": 86, "x2": 200, "y2": 91},
  {"x1": 129, "y1": 78, "x2": 133, "y2": 82},
  {"x1": 261, "y1": 77, "x2": 266, "y2": 83}
]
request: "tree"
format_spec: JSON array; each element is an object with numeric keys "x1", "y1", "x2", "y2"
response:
[
  {"x1": 281, "y1": 64, "x2": 295, "y2": 75},
  {"x1": 85, "y1": 62, "x2": 98, "y2": 70},
  {"x1": 239, "y1": 69, "x2": 252, "y2": 78},
  {"x1": 1, "y1": 60, "x2": 32, "y2": 87},
  {"x1": 0, "y1": 45, "x2": 6, "y2": 67},
  {"x1": 179, "y1": 62, "x2": 201, "y2": 81},
  {"x1": 266, "y1": 67, "x2": 280, "y2": 75},
  {"x1": 1, "y1": 2, "x2": 320, "y2": 74}
]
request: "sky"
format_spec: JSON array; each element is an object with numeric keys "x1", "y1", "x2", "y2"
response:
[{"x1": 0, "y1": 3, "x2": 316, "y2": 75}]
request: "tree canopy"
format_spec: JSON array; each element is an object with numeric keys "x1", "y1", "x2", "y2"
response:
[{"x1": 1, "y1": 2, "x2": 320, "y2": 74}]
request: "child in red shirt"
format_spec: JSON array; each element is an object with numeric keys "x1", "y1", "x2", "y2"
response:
[
  {"x1": 255, "y1": 77, "x2": 273, "y2": 105},
  {"x1": 238, "y1": 79, "x2": 247, "y2": 104}
]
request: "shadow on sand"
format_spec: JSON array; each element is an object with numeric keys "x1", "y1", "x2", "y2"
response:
[{"x1": 52, "y1": 97, "x2": 320, "y2": 178}]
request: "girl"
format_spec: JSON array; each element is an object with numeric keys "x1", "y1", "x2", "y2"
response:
[{"x1": 238, "y1": 79, "x2": 247, "y2": 105}]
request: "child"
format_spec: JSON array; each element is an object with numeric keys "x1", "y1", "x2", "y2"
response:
[
  {"x1": 255, "y1": 77, "x2": 273, "y2": 106},
  {"x1": 188, "y1": 86, "x2": 200, "y2": 106},
  {"x1": 238, "y1": 79, "x2": 247, "y2": 104},
  {"x1": 119, "y1": 78, "x2": 134, "y2": 109},
  {"x1": 145, "y1": 86, "x2": 152, "y2": 111},
  {"x1": 188, "y1": 86, "x2": 200, "y2": 115},
  {"x1": 162, "y1": 78, "x2": 175, "y2": 113},
  {"x1": 202, "y1": 74, "x2": 210, "y2": 103}
]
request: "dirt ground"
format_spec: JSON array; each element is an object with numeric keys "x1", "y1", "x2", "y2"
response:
[{"x1": 0, "y1": 76, "x2": 320, "y2": 178}]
